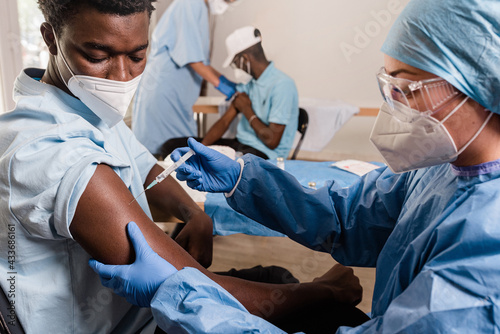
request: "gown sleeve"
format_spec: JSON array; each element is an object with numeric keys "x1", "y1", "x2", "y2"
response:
[
  {"x1": 151, "y1": 267, "x2": 293, "y2": 334},
  {"x1": 338, "y1": 188, "x2": 500, "y2": 332},
  {"x1": 226, "y1": 155, "x2": 409, "y2": 267}
]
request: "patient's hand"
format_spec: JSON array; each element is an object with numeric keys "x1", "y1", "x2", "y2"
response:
[
  {"x1": 174, "y1": 212, "x2": 213, "y2": 268},
  {"x1": 312, "y1": 263, "x2": 363, "y2": 306},
  {"x1": 233, "y1": 92, "x2": 253, "y2": 116}
]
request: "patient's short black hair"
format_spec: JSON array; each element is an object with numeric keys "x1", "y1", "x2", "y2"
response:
[{"x1": 38, "y1": 0, "x2": 156, "y2": 34}]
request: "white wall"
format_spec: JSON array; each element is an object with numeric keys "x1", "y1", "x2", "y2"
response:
[
  {"x1": 156, "y1": 0, "x2": 410, "y2": 108},
  {"x1": 213, "y1": 0, "x2": 410, "y2": 107}
]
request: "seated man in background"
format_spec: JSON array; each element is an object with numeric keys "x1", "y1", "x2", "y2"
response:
[{"x1": 161, "y1": 26, "x2": 299, "y2": 160}]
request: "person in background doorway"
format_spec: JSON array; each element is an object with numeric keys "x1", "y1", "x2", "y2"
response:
[{"x1": 132, "y1": 0, "x2": 238, "y2": 156}]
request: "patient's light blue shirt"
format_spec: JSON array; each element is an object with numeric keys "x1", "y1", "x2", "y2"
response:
[
  {"x1": 236, "y1": 62, "x2": 298, "y2": 160},
  {"x1": 132, "y1": 0, "x2": 210, "y2": 154},
  {"x1": 0, "y1": 68, "x2": 157, "y2": 333}
]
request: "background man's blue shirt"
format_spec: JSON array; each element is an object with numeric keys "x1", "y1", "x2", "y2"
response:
[{"x1": 236, "y1": 62, "x2": 299, "y2": 160}]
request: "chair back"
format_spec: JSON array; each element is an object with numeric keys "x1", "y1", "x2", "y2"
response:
[{"x1": 290, "y1": 108, "x2": 309, "y2": 160}]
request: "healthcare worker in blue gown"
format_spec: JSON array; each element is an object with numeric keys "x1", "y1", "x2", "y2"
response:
[
  {"x1": 90, "y1": 0, "x2": 500, "y2": 332},
  {"x1": 132, "y1": 0, "x2": 238, "y2": 155}
]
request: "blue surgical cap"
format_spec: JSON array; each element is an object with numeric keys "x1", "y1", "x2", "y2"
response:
[{"x1": 381, "y1": 0, "x2": 500, "y2": 114}]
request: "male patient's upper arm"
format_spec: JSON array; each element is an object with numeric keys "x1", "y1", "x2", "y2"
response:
[{"x1": 70, "y1": 164, "x2": 202, "y2": 269}]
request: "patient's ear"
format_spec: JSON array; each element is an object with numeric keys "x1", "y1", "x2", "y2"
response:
[{"x1": 40, "y1": 22, "x2": 57, "y2": 56}]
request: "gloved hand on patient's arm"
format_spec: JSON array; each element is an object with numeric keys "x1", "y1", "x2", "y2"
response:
[
  {"x1": 172, "y1": 138, "x2": 241, "y2": 193},
  {"x1": 216, "y1": 75, "x2": 237, "y2": 100},
  {"x1": 88, "y1": 222, "x2": 177, "y2": 307}
]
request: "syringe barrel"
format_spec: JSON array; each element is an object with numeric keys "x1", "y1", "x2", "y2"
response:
[
  {"x1": 155, "y1": 172, "x2": 168, "y2": 184},
  {"x1": 177, "y1": 149, "x2": 195, "y2": 164},
  {"x1": 154, "y1": 149, "x2": 195, "y2": 185}
]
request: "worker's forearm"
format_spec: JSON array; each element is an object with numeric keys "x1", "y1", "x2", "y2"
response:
[{"x1": 189, "y1": 62, "x2": 220, "y2": 87}]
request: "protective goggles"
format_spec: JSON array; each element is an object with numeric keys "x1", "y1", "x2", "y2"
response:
[{"x1": 376, "y1": 67, "x2": 461, "y2": 122}]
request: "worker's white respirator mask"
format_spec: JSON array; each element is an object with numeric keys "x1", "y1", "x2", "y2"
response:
[
  {"x1": 370, "y1": 98, "x2": 493, "y2": 173},
  {"x1": 208, "y1": 0, "x2": 229, "y2": 15},
  {"x1": 233, "y1": 58, "x2": 253, "y2": 84},
  {"x1": 54, "y1": 33, "x2": 142, "y2": 128}
]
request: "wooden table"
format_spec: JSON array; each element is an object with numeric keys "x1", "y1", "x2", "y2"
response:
[
  {"x1": 193, "y1": 96, "x2": 379, "y2": 137},
  {"x1": 193, "y1": 96, "x2": 224, "y2": 137}
]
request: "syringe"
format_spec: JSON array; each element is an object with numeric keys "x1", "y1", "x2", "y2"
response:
[{"x1": 129, "y1": 149, "x2": 195, "y2": 205}]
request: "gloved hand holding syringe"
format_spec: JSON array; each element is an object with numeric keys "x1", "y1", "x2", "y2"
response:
[{"x1": 129, "y1": 149, "x2": 195, "y2": 205}]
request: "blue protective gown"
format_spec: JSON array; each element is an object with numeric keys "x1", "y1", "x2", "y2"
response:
[
  {"x1": 0, "y1": 68, "x2": 157, "y2": 333},
  {"x1": 150, "y1": 268, "x2": 289, "y2": 333},
  {"x1": 149, "y1": 154, "x2": 500, "y2": 333},
  {"x1": 132, "y1": 0, "x2": 210, "y2": 154}
]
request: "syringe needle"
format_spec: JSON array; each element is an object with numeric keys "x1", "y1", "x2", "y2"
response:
[
  {"x1": 129, "y1": 189, "x2": 146, "y2": 205},
  {"x1": 128, "y1": 149, "x2": 194, "y2": 206},
  {"x1": 128, "y1": 180, "x2": 158, "y2": 205}
]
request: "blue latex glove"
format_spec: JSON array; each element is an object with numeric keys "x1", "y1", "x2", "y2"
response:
[
  {"x1": 88, "y1": 222, "x2": 177, "y2": 307},
  {"x1": 216, "y1": 75, "x2": 237, "y2": 100},
  {"x1": 172, "y1": 138, "x2": 241, "y2": 193}
]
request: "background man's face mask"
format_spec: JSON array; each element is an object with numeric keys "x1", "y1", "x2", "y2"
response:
[
  {"x1": 232, "y1": 57, "x2": 252, "y2": 84},
  {"x1": 370, "y1": 98, "x2": 493, "y2": 173},
  {"x1": 54, "y1": 33, "x2": 142, "y2": 128}
]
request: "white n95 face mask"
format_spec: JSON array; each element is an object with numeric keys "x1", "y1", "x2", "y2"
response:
[
  {"x1": 208, "y1": 0, "x2": 229, "y2": 15},
  {"x1": 370, "y1": 98, "x2": 493, "y2": 173},
  {"x1": 66, "y1": 74, "x2": 142, "y2": 128},
  {"x1": 55, "y1": 34, "x2": 142, "y2": 128},
  {"x1": 233, "y1": 59, "x2": 252, "y2": 84}
]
